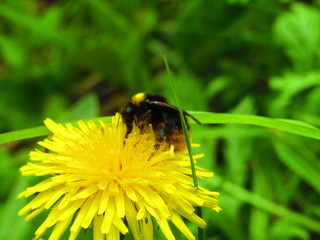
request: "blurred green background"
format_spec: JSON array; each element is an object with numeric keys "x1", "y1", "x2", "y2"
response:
[{"x1": 1, "y1": 0, "x2": 320, "y2": 239}]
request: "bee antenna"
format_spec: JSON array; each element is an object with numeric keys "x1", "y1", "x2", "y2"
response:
[{"x1": 183, "y1": 111, "x2": 202, "y2": 125}]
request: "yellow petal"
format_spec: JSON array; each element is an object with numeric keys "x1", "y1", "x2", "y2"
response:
[
  {"x1": 98, "y1": 190, "x2": 109, "y2": 215},
  {"x1": 171, "y1": 211, "x2": 195, "y2": 240},
  {"x1": 69, "y1": 185, "x2": 99, "y2": 201},
  {"x1": 58, "y1": 198, "x2": 86, "y2": 221},
  {"x1": 35, "y1": 220, "x2": 48, "y2": 239},
  {"x1": 125, "y1": 186, "x2": 138, "y2": 202},
  {"x1": 113, "y1": 217, "x2": 128, "y2": 234},
  {"x1": 106, "y1": 225, "x2": 120, "y2": 240},
  {"x1": 81, "y1": 192, "x2": 102, "y2": 229},
  {"x1": 101, "y1": 198, "x2": 115, "y2": 234},
  {"x1": 124, "y1": 197, "x2": 140, "y2": 240},
  {"x1": 48, "y1": 216, "x2": 73, "y2": 240},
  {"x1": 70, "y1": 197, "x2": 94, "y2": 233},
  {"x1": 157, "y1": 219, "x2": 175, "y2": 240},
  {"x1": 133, "y1": 185, "x2": 170, "y2": 218},
  {"x1": 93, "y1": 215, "x2": 105, "y2": 240},
  {"x1": 25, "y1": 207, "x2": 46, "y2": 221},
  {"x1": 141, "y1": 214, "x2": 153, "y2": 240},
  {"x1": 115, "y1": 189, "x2": 125, "y2": 218}
]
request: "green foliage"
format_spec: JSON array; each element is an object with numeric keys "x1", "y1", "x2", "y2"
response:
[
  {"x1": 1, "y1": 0, "x2": 320, "y2": 240},
  {"x1": 274, "y1": 3, "x2": 320, "y2": 72}
]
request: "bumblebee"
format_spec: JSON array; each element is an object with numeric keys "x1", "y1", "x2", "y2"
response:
[{"x1": 120, "y1": 92, "x2": 200, "y2": 152}]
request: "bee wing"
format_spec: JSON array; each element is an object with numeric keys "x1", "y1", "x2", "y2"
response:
[{"x1": 145, "y1": 100, "x2": 202, "y2": 125}]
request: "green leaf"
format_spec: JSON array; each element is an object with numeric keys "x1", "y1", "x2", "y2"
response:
[
  {"x1": 213, "y1": 175, "x2": 320, "y2": 234},
  {"x1": 270, "y1": 220, "x2": 309, "y2": 240},
  {"x1": 273, "y1": 140, "x2": 320, "y2": 194},
  {"x1": 188, "y1": 112, "x2": 320, "y2": 140},
  {"x1": 0, "y1": 36, "x2": 26, "y2": 68},
  {"x1": 269, "y1": 72, "x2": 320, "y2": 113},
  {"x1": 0, "y1": 174, "x2": 32, "y2": 240},
  {"x1": 1, "y1": 111, "x2": 320, "y2": 145},
  {"x1": 59, "y1": 93, "x2": 100, "y2": 122},
  {"x1": 273, "y1": 3, "x2": 320, "y2": 70},
  {"x1": 0, "y1": 126, "x2": 50, "y2": 145},
  {"x1": 0, "y1": 116, "x2": 112, "y2": 145}
]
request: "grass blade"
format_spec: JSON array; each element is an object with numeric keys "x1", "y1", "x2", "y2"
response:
[
  {"x1": 188, "y1": 112, "x2": 320, "y2": 140},
  {"x1": 214, "y1": 175, "x2": 320, "y2": 233},
  {"x1": 162, "y1": 52, "x2": 203, "y2": 240},
  {"x1": 0, "y1": 116, "x2": 112, "y2": 145}
]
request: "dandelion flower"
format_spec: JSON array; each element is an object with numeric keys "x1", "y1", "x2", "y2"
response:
[{"x1": 18, "y1": 113, "x2": 220, "y2": 240}]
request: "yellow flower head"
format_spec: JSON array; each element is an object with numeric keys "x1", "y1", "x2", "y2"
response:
[{"x1": 18, "y1": 113, "x2": 220, "y2": 240}]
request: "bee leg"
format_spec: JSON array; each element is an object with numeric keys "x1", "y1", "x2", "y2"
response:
[
  {"x1": 140, "y1": 109, "x2": 152, "y2": 126},
  {"x1": 126, "y1": 122, "x2": 133, "y2": 135},
  {"x1": 158, "y1": 128, "x2": 165, "y2": 141}
]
